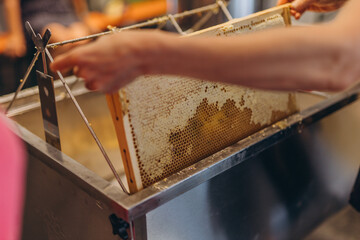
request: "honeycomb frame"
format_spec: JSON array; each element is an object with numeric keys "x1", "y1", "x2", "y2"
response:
[{"x1": 107, "y1": 4, "x2": 295, "y2": 193}]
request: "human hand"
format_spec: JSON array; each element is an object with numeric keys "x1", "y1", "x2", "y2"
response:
[
  {"x1": 50, "y1": 31, "x2": 166, "y2": 93},
  {"x1": 45, "y1": 22, "x2": 92, "y2": 56},
  {"x1": 46, "y1": 22, "x2": 90, "y2": 43},
  {"x1": 277, "y1": 0, "x2": 347, "y2": 19},
  {"x1": 3, "y1": 33, "x2": 26, "y2": 58}
]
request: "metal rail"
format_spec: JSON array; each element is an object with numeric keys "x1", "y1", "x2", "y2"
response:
[{"x1": 46, "y1": 1, "x2": 229, "y2": 48}]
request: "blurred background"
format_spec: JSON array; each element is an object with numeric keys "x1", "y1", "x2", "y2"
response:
[
  {"x1": 0, "y1": 0, "x2": 338, "y2": 95},
  {"x1": 0, "y1": 0, "x2": 169, "y2": 95}
]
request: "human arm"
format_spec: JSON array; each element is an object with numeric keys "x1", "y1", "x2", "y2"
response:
[
  {"x1": 51, "y1": 0, "x2": 360, "y2": 93},
  {"x1": 2, "y1": 0, "x2": 26, "y2": 57}
]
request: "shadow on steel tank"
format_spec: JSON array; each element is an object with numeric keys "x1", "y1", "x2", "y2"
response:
[{"x1": 164, "y1": 1, "x2": 358, "y2": 239}]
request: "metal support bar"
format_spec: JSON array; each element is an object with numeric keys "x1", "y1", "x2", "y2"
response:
[
  {"x1": 185, "y1": 10, "x2": 215, "y2": 34},
  {"x1": 5, "y1": 51, "x2": 40, "y2": 114},
  {"x1": 168, "y1": 14, "x2": 185, "y2": 35},
  {"x1": 42, "y1": 52, "x2": 48, "y2": 75},
  {"x1": 6, "y1": 22, "x2": 51, "y2": 114},
  {"x1": 46, "y1": 2, "x2": 228, "y2": 48},
  {"x1": 217, "y1": 0, "x2": 233, "y2": 21},
  {"x1": 45, "y1": 48, "x2": 130, "y2": 195}
]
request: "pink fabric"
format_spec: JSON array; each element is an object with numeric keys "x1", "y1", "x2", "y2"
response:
[{"x1": 0, "y1": 111, "x2": 26, "y2": 240}]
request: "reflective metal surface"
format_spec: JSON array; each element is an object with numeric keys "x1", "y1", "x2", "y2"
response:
[
  {"x1": 146, "y1": 106, "x2": 360, "y2": 239},
  {"x1": 306, "y1": 206, "x2": 360, "y2": 239},
  {"x1": 22, "y1": 152, "x2": 120, "y2": 240},
  {"x1": 2, "y1": 81, "x2": 360, "y2": 239}
]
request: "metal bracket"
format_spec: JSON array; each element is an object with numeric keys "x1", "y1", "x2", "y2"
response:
[
  {"x1": 36, "y1": 71, "x2": 61, "y2": 150},
  {"x1": 25, "y1": 21, "x2": 52, "y2": 75},
  {"x1": 26, "y1": 22, "x2": 62, "y2": 150},
  {"x1": 109, "y1": 214, "x2": 130, "y2": 240},
  {"x1": 5, "y1": 22, "x2": 51, "y2": 114}
]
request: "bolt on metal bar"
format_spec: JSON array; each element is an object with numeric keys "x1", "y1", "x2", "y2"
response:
[
  {"x1": 46, "y1": 2, "x2": 227, "y2": 48},
  {"x1": 217, "y1": 0, "x2": 233, "y2": 21},
  {"x1": 45, "y1": 48, "x2": 130, "y2": 195}
]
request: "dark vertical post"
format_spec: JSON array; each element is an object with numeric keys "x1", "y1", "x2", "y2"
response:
[
  {"x1": 350, "y1": 168, "x2": 360, "y2": 212},
  {"x1": 36, "y1": 70, "x2": 61, "y2": 150}
]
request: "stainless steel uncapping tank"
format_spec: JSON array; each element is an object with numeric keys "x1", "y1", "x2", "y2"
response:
[{"x1": 2, "y1": 78, "x2": 360, "y2": 240}]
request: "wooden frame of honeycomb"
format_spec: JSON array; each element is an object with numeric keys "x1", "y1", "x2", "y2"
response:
[{"x1": 106, "y1": 4, "x2": 295, "y2": 193}]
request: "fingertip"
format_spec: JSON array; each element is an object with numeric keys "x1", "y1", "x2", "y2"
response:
[
  {"x1": 85, "y1": 81, "x2": 101, "y2": 92},
  {"x1": 289, "y1": 8, "x2": 302, "y2": 20},
  {"x1": 291, "y1": 0, "x2": 311, "y2": 14},
  {"x1": 85, "y1": 81, "x2": 95, "y2": 91},
  {"x1": 51, "y1": 52, "x2": 78, "y2": 72}
]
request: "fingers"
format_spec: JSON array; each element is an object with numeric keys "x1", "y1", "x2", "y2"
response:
[
  {"x1": 291, "y1": 0, "x2": 314, "y2": 14},
  {"x1": 50, "y1": 49, "x2": 81, "y2": 72},
  {"x1": 291, "y1": 9, "x2": 302, "y2": 20},
  {"x1": 85, "y1": 81, "x2": 99, "y2": 91},
  {"x1": 277, "y1": 0, "x2": 316, "y2": 19},
  {"x1": 280, "y1": 0, "x2": 314, "y2": 20},
  {"x1": 276, "y1": 0, "x2": 303, "y2": 19},
  {"x1": 100, "y1": 67, "x2": 141, "y2": 93},
  {"x1": 51, "y1": 49, "x2": 100, "y2": 91}
]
